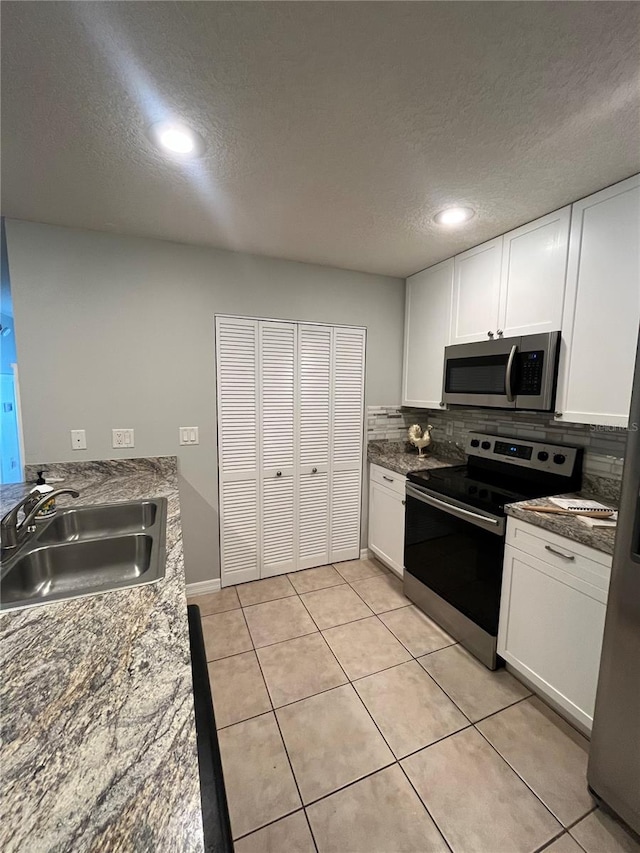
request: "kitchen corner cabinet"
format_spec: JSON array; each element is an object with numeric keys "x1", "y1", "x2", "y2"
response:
[
  {"x1": 368, "y1": 464, "x2": 405, "y2": 577},
  {"x1": 402, "y1": 258, "x2": 453, "y2": 408},
  {"x1": 498, "y1": 517, "x2": 611, "y2": 734},
  {"x1": 555, "y1": 175, "x2": 640, "y2": 428}
]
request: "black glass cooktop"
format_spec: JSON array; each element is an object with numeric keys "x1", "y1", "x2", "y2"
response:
[{"x1": 407, "y1": 464, "x2": 556, "y2": 516}]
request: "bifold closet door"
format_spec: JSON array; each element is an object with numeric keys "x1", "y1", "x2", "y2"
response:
[
  {"x1": 259, "y1": 321, "x2": 296, "y2": 577},
  {"x1": 216, "y1": 317, "x2": 260, "y2": 587},
  {"x1": 330, "y1": 327, "x2": 366, "y2": 563},
  {"x1": 297, "y1": 324, "x2": 332, "y2": 569}
]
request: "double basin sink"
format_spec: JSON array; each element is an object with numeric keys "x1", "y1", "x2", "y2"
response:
[{"x1": 0, "y1": 498, "x2": 167, "y2": 611}]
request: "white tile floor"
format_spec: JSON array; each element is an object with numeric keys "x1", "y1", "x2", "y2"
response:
[{"x1": 189, "y1": 558, "x2": 640, "y2": 853}]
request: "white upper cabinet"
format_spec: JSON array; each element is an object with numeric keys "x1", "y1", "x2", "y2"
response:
[
  {"x1": 555, "y1": 175, "x2": 640, "y2": 427},
  {"x1": 402, "y1": 258, "x2": 453, "y2": 409},
  {"x1": 498, "y1": 206, "x2": 571, "y2": 338},
  {"x1": 450, "y1": 237, "x2": 503, "y2": 344}
]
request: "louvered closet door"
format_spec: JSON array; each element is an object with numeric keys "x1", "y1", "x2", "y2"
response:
[
  {"x1": 330, "y1": 327, "x2": 366, "y2": 563},
  {"x1": 297, "y1": 325, "x2": 332, "y2": 569},
  {"x1": 259, "y1": 321, "x2": 296, "y2": 577},
  {"x1": 216, "y1": 317, "x2": 260, "y2": 587}
]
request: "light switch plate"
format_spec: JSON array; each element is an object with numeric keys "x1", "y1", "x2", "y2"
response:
[
  {"x1": 445, "y1": 421, "x2": 454, "y2": 438},
  {"x1": 179, "y1": 426, "x2": 199, "y2": 446},
  {"x1": 112, "y1": 428, "x2": 135, "y2": 448},
  {"x1": 71, "y1": 429, "x2": 87, "y2": 450}
]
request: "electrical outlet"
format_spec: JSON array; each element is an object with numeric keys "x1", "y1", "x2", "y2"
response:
[
  {"x1": 179, "y1": 426, "x2": 199, "y2": 446},
  {"x1": 70, "y1": 429, "x2": 87, "y2": 450},
  {"x1": 112, "y1": 428, "x2": 134, "y2": 448},
  {"x1": 445, "y1": 421, "x2": 454, "y2": 438}
]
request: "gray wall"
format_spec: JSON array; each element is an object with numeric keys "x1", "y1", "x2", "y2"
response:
[{"x1": 6, "y1": 220, "x2": 404, "y2": 584}]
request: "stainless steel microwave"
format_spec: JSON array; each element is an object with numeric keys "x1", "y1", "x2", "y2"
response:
[{"x1": 442, "y1": 331, "x2": 561, "y2": 411}]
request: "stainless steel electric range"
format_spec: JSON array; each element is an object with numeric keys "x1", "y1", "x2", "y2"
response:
[{"x1": 403, "y1": 432, "x2": 583, "y2": 669}]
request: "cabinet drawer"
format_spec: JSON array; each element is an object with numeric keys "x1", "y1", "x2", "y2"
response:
[
  {"x1": 370, "y1": 464, "x2": 406, "y2": 496},
  {"x1": 506, "y1": 517, "x2": 611, "y2": 593}
]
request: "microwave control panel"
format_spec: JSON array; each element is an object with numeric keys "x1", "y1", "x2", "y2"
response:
[{"x1": 518, "y1": 351, "x2": 544, "y2": 395}]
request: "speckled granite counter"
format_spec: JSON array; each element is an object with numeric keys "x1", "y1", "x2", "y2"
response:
[
  {"x1": 0, "y1": 458, "x2": 204, "y2": 852},
  {"x1": 367, "y1": 439, "x2": 461, "y2": 476},
  {"x1": 506, "y1": 494, "x2": 618, "y2": 556}
]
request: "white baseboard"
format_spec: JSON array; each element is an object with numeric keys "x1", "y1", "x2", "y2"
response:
[{"x1": 186, "y1": 578, "x2": 221, "y2": 597}]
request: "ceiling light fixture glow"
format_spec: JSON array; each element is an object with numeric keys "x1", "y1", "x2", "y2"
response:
[
  {"x1": 148, "y1": 121, "x2": 204, "y2": 157},
  {"x1": 434, "y1": 206, "x2": 475, "y2": 226}
]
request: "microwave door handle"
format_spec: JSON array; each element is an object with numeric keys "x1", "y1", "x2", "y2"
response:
[{"x1": 505, "y1": 344, "x2": 518, "y2": 402}]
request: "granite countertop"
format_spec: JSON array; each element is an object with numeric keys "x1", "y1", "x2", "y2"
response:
[
  {"x1": 0, "y1": 458, "x2": 204, "y2": 852},
  {"x1": 505, "y1": 493, "x2": 619, "y2": 556},
  {"x1": 367, "y1": 439, "x2": 462, "y2": 476}
]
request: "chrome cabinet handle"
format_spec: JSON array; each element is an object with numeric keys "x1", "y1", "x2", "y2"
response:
[
  {"x1": 276, "y1": 471, "x2": 282, "y2": 477},
  {"x1": 497, "y1": 329, "x2": 504, "y2": 337},
  {"x1": 505, "y1": 344, "x2": 517, "y2": 402},
  {"x1": 312, "y1": 467, "x2": 318, "y2": 474},
  {"x1": 545, "y1": 544, "x2": 575, "y2": 561},
  {"x1": 487, "y1": 331, "x2": 494, "y2": 338},
  {"x1": 383, "y1": 475, "x2": 393, "y2": 482}
]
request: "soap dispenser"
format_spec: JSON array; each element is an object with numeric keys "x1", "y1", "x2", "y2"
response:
[{"x1": 29, "y1": 471, "x2": 57, "y2": 519}]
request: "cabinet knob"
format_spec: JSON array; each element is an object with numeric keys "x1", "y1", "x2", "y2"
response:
[
  {"x1": 276, "y1": 471, "x2": 282, "y2": 477},
  {"x1": 497, "y1": 329, "x2": 504, "y2": 337},
  {"x1": 312, "y1": 467, "x2": 318, "y2": 474},
  {"x1": 402, "y1": 499, "x2": 406, "y2": 506},
  {"x1": 439, "y1": 401, "x2": 445, "y2": 407},
  {"x1": 554, "y1": 412, "x2": 563, "y2": 419},
  {"x1": 487, "y1": 331, "x2": 494, "y2": 339}
]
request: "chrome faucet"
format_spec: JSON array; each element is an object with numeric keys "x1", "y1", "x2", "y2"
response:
[{"x1": 1, "y1": 489, "x2": 80, "y2": 554}]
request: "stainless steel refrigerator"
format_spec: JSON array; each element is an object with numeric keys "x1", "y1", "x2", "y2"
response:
[{"x1": 588, "y1": 331, "x2": 640, "y2": 835}]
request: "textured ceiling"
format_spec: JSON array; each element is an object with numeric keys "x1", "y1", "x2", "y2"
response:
[{"x1": 2, "y1": 1, "x2": 640, "y2": 277}]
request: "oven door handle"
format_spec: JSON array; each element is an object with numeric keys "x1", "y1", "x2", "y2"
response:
[
  {"x1": 505, "y1": 344, "x2": 518, "y2": 403},
  {"x1": 405, "y1": 484, "x2": 504, "y2": 534}
]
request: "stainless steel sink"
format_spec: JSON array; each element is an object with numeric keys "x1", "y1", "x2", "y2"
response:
[
  {"x1": 0, "y1": 498, "x2": 167, "y2": 611},
  {"x1": 36, "y1": 500, "x2": 158, "y2": 544}
]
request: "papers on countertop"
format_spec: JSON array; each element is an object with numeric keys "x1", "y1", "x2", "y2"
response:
[{"x1": 548, "y1": 497, "x2": 618, "y2": 528}]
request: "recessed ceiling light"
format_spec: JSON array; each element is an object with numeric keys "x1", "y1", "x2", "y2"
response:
[
  {"x1": 148, "y1": 121, "x2": 205, "y2": 157},
  {"x1": 434, "y1": 206, "x2": 475, "y2": 226}
]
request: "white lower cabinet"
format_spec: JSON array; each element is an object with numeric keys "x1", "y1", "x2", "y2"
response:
[
  {"x1": 498, "y1": 517, "x2": 612, "y2": 734},
  {"x1": 368, "y1": 464, "x2": 406, "y2": 577}
]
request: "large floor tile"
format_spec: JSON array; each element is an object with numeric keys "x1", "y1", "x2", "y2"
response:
[
  {"x1": 300, "y1": 584, "x2": 373, "y2": 629},
  {"x1": 243, "y1": 596, "x2": 317, "y2": 648},
  {"x1": 333, "y1": 556, "x2": 387, "y2": 583},
  {"x1": 218, "y1": 712, "x2": 301, "y2": 839},
  {"x1": 354, "y1": 660, "x2": 468, "y2": 758},
  {"x1": 207, "y1": 651, "x2": 271, "y2": 728},
  {"x1": 543, "y1": 835, "x2": 585, "y2": 853},
  {"x1": 188, "y1": 586, "x2": 240, "y2": 616},
  {"x1": 234, "y1": 811, "x2": 315, "y2": 853},
  {"x1": 419, "y1": 643, "x2": 530, "y2": 722},
  {"x1": 201, "y1": 609, "x2": 253, "y2": 661},
  {"x1": 276, "y1": 684, "x2": 394, "y2": 804},
  {"x1": 477, "y1": 696, "x2": 593, "y2": 826},
  {"x1": 322, "y1": 616, "x2": 411, "y2": 680},
  {"x1": 257, "y1": 632, "x2": 347, "y2": 707},
  {"x1": 237, "y1": 575, "x2": 296, "y2": 607},
  {"x1": 402, "y1": 727, "x2": 561, "y2": 853},
  {"x1": 287, "y1": 565, "x2": 344, "y2": 594},
  {"x1": 350, "y1": 574, "x2": 411, "y2": 613},
  {"x1": 570, "y1": 809, "x2": 640, "y2": 853},
  {"x1": 379, "y1": 605, "x2": 456, "y2": 657},
  {"x1": 306, "y1": 764, "x2": 448, "y2": 853}
]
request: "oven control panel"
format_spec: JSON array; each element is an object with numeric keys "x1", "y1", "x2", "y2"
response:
[{"x1": 466, "y1": 432, "x2": 580, "y2": 477}]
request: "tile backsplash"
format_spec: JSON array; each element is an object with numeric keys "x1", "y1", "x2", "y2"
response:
[{"x1": 367, "y1": 405, "x2": 627, "y2": 493}]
